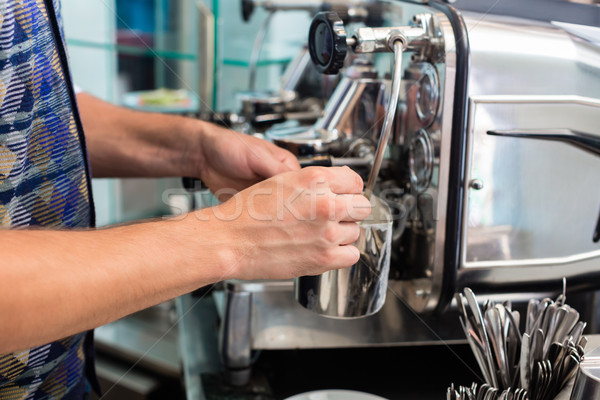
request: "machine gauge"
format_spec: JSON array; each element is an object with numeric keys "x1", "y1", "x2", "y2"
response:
[
  {"x1": 409, "y1": 129, "x2": 434, "y2": 192},
  {"x1": 415, "y1": 62, "x2": 440, "y2": 128}
]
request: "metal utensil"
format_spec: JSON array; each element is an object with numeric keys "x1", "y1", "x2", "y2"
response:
[{"x1": 453, "y1": 286, "x2": 587, "y2": 400}]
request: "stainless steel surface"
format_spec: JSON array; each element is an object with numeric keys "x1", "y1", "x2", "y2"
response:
[
  {"x1": 95, "y1": 304, "x2": 180, "y2": 379},
  {"x1": 176, "y1": 294, "x2": 221, "y2": 400},
  {"x1": 269, "y1": 59, "x2": 387, "y2": 155},
  {"x1": 295, "y1": 196, "x2": 393, "y2": 318},
  {"x1": 219, "y1": 284, "x2": 253, "y2": 376},
  {"x1": 460, "y1": 96, "x2": 600, "y2": 286},
  {"x1": 388, "y1": 5, "x2": 455, "y2": 313},
  {"x1": 217, "y1": 279, "x2": 465, "y2": 349},
  {"x1": 571, "y1": 345, "x2": 600, "y2": 400},
  {"x1": 314, "y1": 59, "x2": 381, "y2": 141},
  {"x1": 401, "y1": 12, "x2": 600, "y2": 311},
  {"x1": 280, "y1": 46, "x2": 312, "y2": 102},
  {"x1": 346, "y1": 13, "x2": 435, "y2": 58}
]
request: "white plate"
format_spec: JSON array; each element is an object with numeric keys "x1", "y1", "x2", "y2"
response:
[{"x1": 285, "y1": 390, "x2": 388, "y2": 400}]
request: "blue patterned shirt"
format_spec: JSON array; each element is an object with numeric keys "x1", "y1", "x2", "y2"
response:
[{"x1": 0, "y1": 0, "x2": 95, "y2": 398}]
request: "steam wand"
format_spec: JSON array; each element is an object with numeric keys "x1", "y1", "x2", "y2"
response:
[
  {"x1": 364, "y1": 39, "x2": 404, "y2": 199},
  {"x1": 306, "y1": 11, "x2": 429, "y2": 197}
]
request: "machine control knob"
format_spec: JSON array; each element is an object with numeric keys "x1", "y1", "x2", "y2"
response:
[
  {"x1": 469, "y1": 179, "x2": 484, "y2": 190},
  {"x1": 308, "y1": 12, "x2": 348, "y2": 75},
  {"x1": 241, "y1": 0, "x2": 254, "y2": 22}
]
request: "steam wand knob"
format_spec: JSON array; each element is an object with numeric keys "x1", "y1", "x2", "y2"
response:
[{"x1": 308, "y1": 12, "x2": 348, "y2": 75}]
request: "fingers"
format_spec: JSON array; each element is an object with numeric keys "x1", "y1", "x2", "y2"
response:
[
  {"x1": 324, "y1": 166, "x2": 364, "y2": 194},
  {"x1": 301, "y1": 166, "x2": 364, "y2": 194},
  {"x1": 335, "y1": 222, "x2": 361, "y2": 245},
  {"x1": 274, "y1": 146, "x2": 301, "y2": 172},
  {"x1": 334, "y1": 194, "x2": 372, "y2": 222},
  {"x1": 321, "y1": 245, "x2": 360, "y2": 269},
  {"x1": 248, "y1": 140, "x2": 301, "y2": 180}
]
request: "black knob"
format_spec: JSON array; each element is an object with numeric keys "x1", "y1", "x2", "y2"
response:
[
  {"x1": 241, "y1": 0, "x2": 254, "y2": 22},
  {"x1": 308, "y1": 12, "x2": 347, "y2": 75}
]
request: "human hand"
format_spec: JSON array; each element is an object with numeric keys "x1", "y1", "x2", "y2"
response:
[
  {"x1": 196, "y1": 166, "x2": 372, "y2": 280},
  {"x1": 198, "y1": 124, "x2": 300, "y2": 198}
]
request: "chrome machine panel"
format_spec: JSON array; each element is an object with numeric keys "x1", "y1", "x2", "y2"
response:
[
  {"x1": 396, "y1": 12, "x2": 600, "y2": 312},
  {"x1": 460, "y1": 96, "x2": 600, "y2": 289},
  {"x1": 455, "y1": 15, "x2": 600, "y2": 294}
]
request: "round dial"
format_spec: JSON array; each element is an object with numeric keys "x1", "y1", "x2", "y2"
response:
[
  {"x1": 308, "y1": 12, "x2": 347, "y2": 75},
  {"x1": 409, "y1": 129, "x2": 434, "y2": 193},
  {"x1": 415, "y1": 63, "x2": 440, "y2": 127}
]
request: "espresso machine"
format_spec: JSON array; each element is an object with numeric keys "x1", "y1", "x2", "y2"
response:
[{"x1": 211, "y1": 0, "x2": 600, "y2": 387}]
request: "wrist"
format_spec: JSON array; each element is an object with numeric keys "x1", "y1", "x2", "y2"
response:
[
  {"x1": 175, "y1": 118, "x2": 208, "y2": 179},
  {"x1": 176, "y1": 207, "x2": 242, "y2": 283}
]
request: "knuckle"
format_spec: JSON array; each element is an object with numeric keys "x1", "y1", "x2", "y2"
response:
[
  {"x1": 322, "y1": 224, "x2": 338, "y2": 244},
  {"x1": 334, "y1": 196, "x2": 347, "y2": 219},
  {"x1": 339, "y1": 167, "x2": 363, "y2": 192},
  {"x1": 315, "y1": 196, "x2": 333, "y2": 219},
  {"x1": 302, "y1": 166, "x2": 326, "y2": 184}
]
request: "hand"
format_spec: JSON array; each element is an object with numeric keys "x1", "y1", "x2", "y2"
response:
[
  {"x1": 198, "y1": 124, "x2": 300, "y2": 198},
  {"x1": 196, "y1": 166, "x2": 372, "y2": 280}
]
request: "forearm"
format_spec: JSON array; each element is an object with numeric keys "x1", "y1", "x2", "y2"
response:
[
  {"x1": 77, "y1": 93, "x2": 206, "y2": 178},
  {"x1": 0, "y1": 167, "x2": 371, "y2": 353},
  {"x1": 0, "y1": 214, "x2": 227, "y2": 353}
]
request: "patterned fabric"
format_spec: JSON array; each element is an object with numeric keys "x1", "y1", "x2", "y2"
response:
[{"x1": 0, "y1": 0, "x2": 93, "y2": 398}]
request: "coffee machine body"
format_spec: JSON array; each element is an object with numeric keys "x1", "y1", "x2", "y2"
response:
[{"x1": 216, "y1": 0, "x2": 600, "y2": 383}]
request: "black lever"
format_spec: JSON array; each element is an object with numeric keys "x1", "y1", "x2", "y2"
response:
[
  {"x1": 487, "y1": 128, "x2": 600, "y2": 157},
  {"x1": 308, "y1": 12, "x2": 348, "y2": 75},
  {"x1": 241, "y1": 0, "x2": 254, "y2": 21},
  {"x1": 182, "y1": 177, "x2": 202, "y2": 191}
]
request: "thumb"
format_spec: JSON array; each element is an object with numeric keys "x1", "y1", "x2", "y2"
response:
[
  {"x1": 250, "y1": 145, "x2": 300, "y2": 179},
  {"x1": 279, "y1": 149, "x2": 301, "y2": 172}
]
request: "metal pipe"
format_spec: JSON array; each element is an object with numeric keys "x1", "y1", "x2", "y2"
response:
[
  {"x1": 248, "y1": 11, "x2": 275, "y2": 91},
  {"x1": 364, "y1": 39, "x2": 404, "y2": 198}
]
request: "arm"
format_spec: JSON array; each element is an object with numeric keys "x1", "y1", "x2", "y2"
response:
[
  {"x1": 0, "y1": 167, "x2": 370, "y2": 354},
  {"x1": 77, "y1": 93, "x2": 299, "y2": 194}
]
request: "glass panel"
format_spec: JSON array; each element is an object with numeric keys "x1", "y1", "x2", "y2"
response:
[
  {"x1": 113, "y1": 0, "x2": 201, "y2": 110},
  {"x1": 215, "y1": 0, "x2": 311, "y2": 110},
  {"x1": 465, "y1": 100, "x2": 600, "y2": 265}
]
